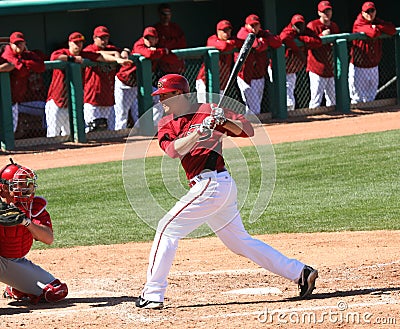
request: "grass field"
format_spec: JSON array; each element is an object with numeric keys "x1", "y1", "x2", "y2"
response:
[{"x1": 35, "y1": 129, "x2": 400, "y2": 249}]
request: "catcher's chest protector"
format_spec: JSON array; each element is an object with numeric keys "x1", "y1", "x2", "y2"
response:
[{"x1": 0, "y1": 226, "x2": 33, "y2": 258}]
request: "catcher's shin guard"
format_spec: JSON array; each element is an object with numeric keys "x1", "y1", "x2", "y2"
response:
[{"x1": 41, "y1": 279, "x2": 68, "y2": 302}]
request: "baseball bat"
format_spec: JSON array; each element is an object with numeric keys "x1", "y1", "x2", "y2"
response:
[{"x1": 217, "y1": 32, "x2": 256, "y2": 108}]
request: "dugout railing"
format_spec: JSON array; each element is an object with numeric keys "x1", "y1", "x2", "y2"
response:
[{"x1": 1, "y1": 29, "x2": 400, "y2": 150}]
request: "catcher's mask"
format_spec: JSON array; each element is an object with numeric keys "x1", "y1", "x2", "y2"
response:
[{"x1": 0, "y1": 159, "x2": 37, "y2": 210}]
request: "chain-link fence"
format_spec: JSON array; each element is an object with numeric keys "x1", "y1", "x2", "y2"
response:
[{"x1": 1, "y1": 30, "x2": 399, "y2": 150}]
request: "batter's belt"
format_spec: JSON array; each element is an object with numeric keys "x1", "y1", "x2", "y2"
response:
[{"x1": 189, "y1": 168, "x2": 227, "y2": 188}]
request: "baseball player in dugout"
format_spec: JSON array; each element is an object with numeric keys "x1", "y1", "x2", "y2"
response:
[
  {"x1": 0, "y1": 159, "x2": 68, "y2": 304},
  {"x1": 236, "y1": 14, "x2": 282, "y2": 116},
  {"x1": 135, "y1": 74, "x2": 318, "y2": 309},
  {"x1": 45, "y1": 31, "x2": 131, "y2": 138},
  {"x1": 349, "y1": 1, "x2": 396, "y2": 104},
  {"x1": 307, "y1": 1, "x2": 340, "y2": 109},
  {"x1": 83, "y1": 26, "x2": 132, "y2": 132},
  {"x1": 280, "y1": 15, "x2": 322, "y2": 111},
  {"x1": 0, "y1": 32, "x2": 45, "y2": 133},
  {"x1": 196, "y1": 19, "x2": 240, "y2": 103},
  {"x1": 154, "y1": 3, "x2": 187, "y2": 76},
  {"x1": 114, "y1": 26, "x2": 169, "y2": 130}
]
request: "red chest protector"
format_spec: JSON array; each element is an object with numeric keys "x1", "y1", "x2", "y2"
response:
[{"x1": 0, "y1": 196, "x2": 51, "y2": 258}]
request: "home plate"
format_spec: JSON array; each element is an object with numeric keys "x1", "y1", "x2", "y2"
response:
[{"x1": 223, "y1": 287, "x2": 282, "y2": 295}]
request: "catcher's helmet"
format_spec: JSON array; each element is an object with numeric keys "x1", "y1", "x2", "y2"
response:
[
  {"x1": 0, "y1": 159, "x2": 37, "y2": 210},
  {"x1": 151, "y1": 74, "x2": 190, "y2": 96}
]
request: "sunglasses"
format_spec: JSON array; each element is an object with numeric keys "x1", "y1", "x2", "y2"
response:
[{"x1": 365, "y1": 8, "x2": 376, "y2": 14}]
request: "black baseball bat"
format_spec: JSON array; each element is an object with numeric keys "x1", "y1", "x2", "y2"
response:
[{"x1": 217, "y1": 32, "x2": 256, "y2": 108}]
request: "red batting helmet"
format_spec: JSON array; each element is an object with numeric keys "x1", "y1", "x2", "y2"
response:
[{"x1": 151, "y1": 74, "x2": 190, "y2": 96}]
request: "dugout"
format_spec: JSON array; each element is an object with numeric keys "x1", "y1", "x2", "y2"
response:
[{"x1": 0, "y1": 0, "x2": 399, "y2": 53}]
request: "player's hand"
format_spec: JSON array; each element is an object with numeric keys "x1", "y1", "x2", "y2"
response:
[
  {"x1": 116, "y1": 58, "x2": 133, "y2": 66},
  {"x1": 210, "y1": 104, "x2": 226, "y2": 125},
  {"x1": 197, "y1": 116, "x2": 215, "y2": 140}
]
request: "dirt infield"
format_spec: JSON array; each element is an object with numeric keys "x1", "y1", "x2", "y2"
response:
[{"x1": 1, "y1": 108, "x2": 400, "y2": 328}]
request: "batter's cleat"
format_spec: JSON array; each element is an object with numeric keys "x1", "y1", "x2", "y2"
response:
[
  {"x1": 298, "y1": 265, "x2": 318, "y2": 298},
  {"x1": 135, "y1": 296, "x2": 164, "y2": 309}
]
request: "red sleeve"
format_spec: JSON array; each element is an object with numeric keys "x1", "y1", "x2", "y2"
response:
[
  {"x1": 264, "y1": 30, "x2": 282, "y2": 49},
  {"x1": 158, "y1": 115, "x2": 182, "y2": 159},
  {"x1": 298, "y1": 28, "x2": 322, "y2": 49},
  {"x1": 280, "y1": 27, "x2": 300, "y2": 52},
  {"x1": 133, "y1": 39, "x2": 168, "y2": 59},
  {"x1": 206, "y1": 35, "x2": 237, "y2": 52},
  {"x1": 80, "y1": 50, "x2": 101, "y2": 61},
  {"x1": 22, "y1": 51, "x2": 45, "y2": 73},
  {"x1": 50, "y1": 48, "x2": 68, "y2": 61},
  {"x1": 352, "y1": 14, "x2": 384, "y2": 38},
  {"x1": 30, "y1": 196, "x2": 52, "y2": 229},
  {"x1": 374, "y1": 18, "x2": 396, "y2": 36}
]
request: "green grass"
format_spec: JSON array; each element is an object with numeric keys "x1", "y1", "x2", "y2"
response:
[{"x1": 34, "y1": 129, "x2": 400, "y2": 249}]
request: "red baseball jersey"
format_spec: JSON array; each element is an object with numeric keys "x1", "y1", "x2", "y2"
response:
[
  {"x1": 236, "y1": 27, "x2": 281, "y2": 84},
  {"x1": 1, "y1": 45, "x2": 45, "y2": 103},
  {"x1": 83, "y1": 44, "x2": 120, "y2": 106},
  {"x1": 154, "y1": 21, "x2": 187, "y2": 73},
  {"x1": 0, "y1": 196, "x2": 52, "y2": 258},
  {"x1": 116, "y1": 38, "x2": 169, "y2": 87},
  {"x1": 158, "y1": 103, "x2": 254, "y2": 180},
  {"x1": 47, "y1": 48, "x2": 99, "y2": 108},
  {"x1": 306, "y1": 19, "x2": 340, "y2": 77},
  {"x1": 196, "y1": 35, "x2": 239, "y2": 90},
  {"x1": 350, "y1": 14, "x2": 396, "y2": 68},
  {"x1": 280, "y1": 24, "x2": 322, "y2": 74}
]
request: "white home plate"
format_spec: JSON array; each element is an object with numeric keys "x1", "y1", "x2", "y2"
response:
[{"x1": 223, "y1": 287, "x2": 282, "y2": 295}]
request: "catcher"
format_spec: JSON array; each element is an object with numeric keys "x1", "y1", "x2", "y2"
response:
[{"x1": 0, "y1": 159, "x2": 68, "y2": 304}]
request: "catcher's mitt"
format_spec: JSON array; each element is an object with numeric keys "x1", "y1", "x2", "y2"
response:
[{"x1": 0, "y1": 201, "x2": 27, "y2": 227}]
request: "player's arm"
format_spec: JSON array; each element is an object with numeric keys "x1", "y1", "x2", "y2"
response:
[
  {"x1": 0, "y1": 61, "x2": 15, "y2": 72},
  {"x1": 96, "y1": 52, "x2": 132, "y2": 66},
  {"x1": 26, "y1": 221, "x2": 54, "y2": 245}
]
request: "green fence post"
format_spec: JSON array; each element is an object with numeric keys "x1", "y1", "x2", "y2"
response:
[
  {"x1": 66, "y1": 62, "x2": 86, "y2": 143},
  {"x1": 270, "y1": 45, "x2": 287, "y2": 119},
  {"x1": 0, "y1": 72, "x2": 14, "y2": 150},
  {"x1": 333, "y1": 38, "x2": 350, "y2": 113},
  {"x1": 205, "y1": 49, "x2": 220, "y2": 103},
  {"x1": 136, "y1": 56, "x2": 155, "y2": 136},
  {"x1": 395, "y1": 32, "x2": 400, "y2": 105}
]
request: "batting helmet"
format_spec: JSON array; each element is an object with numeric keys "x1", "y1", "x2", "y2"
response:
[{"x1": 151, "y1": 74, "x2": 190, "y2": 96}]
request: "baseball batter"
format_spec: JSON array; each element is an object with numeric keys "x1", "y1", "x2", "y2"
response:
[
  {"x1": 135, "y1": 74, "x2": 318, "y2": 309},
  {"x1": 307, "y1": 1, "x2": 340, "y2": 108},
  {"x1": 0, "y1": 160, "x2": 68, "y2": 304},
  {"x1": 349, "y1": 2, "x2": 396, "y2": 104}
]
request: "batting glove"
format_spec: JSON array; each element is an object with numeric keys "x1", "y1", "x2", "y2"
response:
[
  {"x1": 197, "y1": 116, "x2": 216, "y2": 139},
  {"x1": 210, "y1": 105, "x2": 226, "y2": 126}
]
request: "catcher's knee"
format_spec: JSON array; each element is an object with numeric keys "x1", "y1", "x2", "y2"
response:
[{"x1": 42, "y1": 279, "x2": 68, "y2": 302}]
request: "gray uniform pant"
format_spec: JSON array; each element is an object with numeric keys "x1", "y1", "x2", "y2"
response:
[{"x1": 0, "y1": 256, "x2": 55, "y2": 296}]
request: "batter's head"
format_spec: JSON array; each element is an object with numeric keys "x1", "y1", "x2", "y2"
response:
[{"x1": 152, "y1": 74, "x2": 190, "y2": 96}]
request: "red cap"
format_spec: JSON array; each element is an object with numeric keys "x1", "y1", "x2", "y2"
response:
[
  {"x1": 93, "y1": 26, "x2": 110, "y2": 37},
  {"x1": 143, "y1": 27, "x2": 158, "y2": 38},
  {"x1": 291, "y1": 14, "x2": 305, "y2": 25},
  {"x1": 362, "y1": 1, "x2": 375, "y2": 12},
  {"x1": 217, "y1": 20, "x2": 232, "y2": 31},
  {"x1": 10, "y1": 32, "x2": 25, "y2": 44},
  {"x1": 69, "y1": 32, "x2": 85, "y2": 42},
  {"x1": 318, "y1": 1, "x2": 332, "y2": 12},
  {"x1": 245, "y1": 14, "x2": 260, "y2": 25}
]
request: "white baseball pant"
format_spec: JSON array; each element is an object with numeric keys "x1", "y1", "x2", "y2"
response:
[
  {"x1": 286, "y1": 73, "x2": 297, "y2": 111},
  {"x1": 195, "y1": 79, "x2": 223, "y2": 104},
  {"x1": 45, "y1": 99, "x2": 70, "y2": 137},
  {"x1": 141, "y1": 171, "x2": 305, "y2": 302},
  {"x1": 348, "y1": 63, "x2": 379, "y2": 104},
  {"x1": 308, "y1": 71, "x2": 336, "y2": 108},
  {"x1": 83, "y1": 103, "x2": 115, "y2": 131},
  {"x1": 237, "y1": 76, "x2": 265, "y2": 115}
]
